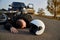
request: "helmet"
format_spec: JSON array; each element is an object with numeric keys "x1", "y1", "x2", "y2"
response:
[{"x1": 30, "y1": 19, "x2": 45, "y2": 35}]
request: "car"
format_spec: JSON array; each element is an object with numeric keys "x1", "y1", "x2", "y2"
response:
[
  {"x1": 8, "y1": 2, "x2": 26, "y2": 13},
  {"x1": 8, "y1": 2, "x2": 35, "y2": 14}
]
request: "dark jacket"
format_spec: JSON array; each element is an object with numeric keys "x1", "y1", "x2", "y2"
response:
[{"x1": 4, "y1": 14, "x2": 32, "y2": 30}]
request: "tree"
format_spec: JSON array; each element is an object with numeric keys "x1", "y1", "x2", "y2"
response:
[
  {"x1": 47, "y1": 0, "x2": 60, "y2": 18},
  {"x1": 52, "y1": 0, "x2": 57, "y2": 18},
  {"x1": 38, "y1": 8, "x2": 45, "y2": 15}
]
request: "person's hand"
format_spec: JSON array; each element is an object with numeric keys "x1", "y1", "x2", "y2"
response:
[{"x1": 10, "y1": 27, "x2": 18, "y2": 33}]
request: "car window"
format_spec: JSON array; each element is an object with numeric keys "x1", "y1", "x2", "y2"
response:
[{"x1": 12, "y1": 2, "x2": 26, "y2": 8}]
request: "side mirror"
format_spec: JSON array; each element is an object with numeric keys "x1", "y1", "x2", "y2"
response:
[
  {"x1": 9, "y1": 5, "x2": 12, "y2": 7},
  {"x1": 8, "y1": 5, "x2": 12, "y2": 11}
]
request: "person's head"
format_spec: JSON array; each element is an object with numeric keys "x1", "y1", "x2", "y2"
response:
[{"x1": 16, "y1": 19, "x2": 26, "y2": 29}]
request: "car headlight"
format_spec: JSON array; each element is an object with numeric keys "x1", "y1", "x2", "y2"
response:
[{"x1": 29, "y1": 5, "x2": 33, "y2": 8}]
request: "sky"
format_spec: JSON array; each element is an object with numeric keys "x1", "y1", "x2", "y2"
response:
[{"x1": 0, "y1": 0, "x2": 48, "y2": 12}]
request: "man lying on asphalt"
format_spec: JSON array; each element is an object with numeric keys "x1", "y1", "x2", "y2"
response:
[
  {"x1": 4, "y1": 13, "x2": 32, "y2": 33},
  {"x1": 3, "y1": 13, "x2": 45, "y2": 35}
]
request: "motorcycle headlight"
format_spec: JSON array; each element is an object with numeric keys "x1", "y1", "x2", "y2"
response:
[
  {"x1": 9, "y1": 7, "x2": 12, "y2": 9},
  {"x1": 23, "y1": 8, "x2": 27, "y2": 14},
  {"x1": 23, "y1": 8, "x2": 26, "y2": 10}
]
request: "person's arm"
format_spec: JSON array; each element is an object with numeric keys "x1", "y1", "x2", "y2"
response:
[
  {"x1": 4, "y1": 15, "x2": 19, "y2": 33},
  {"x1": 4, "y1": 22, "x2": 18, "y2": 33},
  {"x1": 4, "y1": 22, "x2": 13, "y2": 31}
]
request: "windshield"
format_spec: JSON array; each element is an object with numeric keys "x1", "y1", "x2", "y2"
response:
[{"x1": 12, "y1": 2, "x2": 26, "y2": 8}]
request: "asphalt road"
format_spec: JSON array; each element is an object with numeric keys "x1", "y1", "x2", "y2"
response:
[{"x1": 0, "y1": 15, "x2": 60, "y2": 40}]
